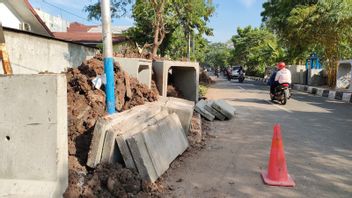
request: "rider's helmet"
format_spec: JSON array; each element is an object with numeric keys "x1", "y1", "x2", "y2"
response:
[{"x1": 277, "y1": 62, "x2": 286, "y2": 70}]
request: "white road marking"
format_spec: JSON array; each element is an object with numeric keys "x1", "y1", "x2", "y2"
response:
[{"x1": 264, "y1": 99, "x2": 292, "y2": 113}]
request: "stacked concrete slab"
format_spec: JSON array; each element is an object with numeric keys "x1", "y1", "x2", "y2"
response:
[
  {"x1": 114, "y1": 57, "x2": 152, "y2": 88},
  {"x1": 0, "y1": 74, "x2": 68, "y2": 197},
  {"x1": 153, "y1": 60, "x2": 199, "y2": 102},
  {"x1": 87, "y1": 97, "x2": 194, "y2": 182},
  {"x1": 195, "y1": 99, "x2": 236, "y2": 121}
]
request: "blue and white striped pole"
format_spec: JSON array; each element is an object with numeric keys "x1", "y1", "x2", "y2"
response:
[{"x1": 101, "y1": 0, "x2": 116, "y2": 114}]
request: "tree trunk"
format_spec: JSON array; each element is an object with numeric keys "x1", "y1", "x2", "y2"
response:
[{"x1": 152, "y1": 22, "x2": 160, "y2": 59}]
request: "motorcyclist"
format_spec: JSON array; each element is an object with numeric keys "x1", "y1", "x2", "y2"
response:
[{"x1": 271, "y1": 62, "x2": 291, "y2": 95}]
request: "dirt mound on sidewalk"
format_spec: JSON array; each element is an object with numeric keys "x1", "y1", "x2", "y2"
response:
[
  {"x1": 64, "y1": 57, "x2": 159, "y2": 197},
  {"x1": 199, "y1": 70, "x2": 214, "y2": 85}
]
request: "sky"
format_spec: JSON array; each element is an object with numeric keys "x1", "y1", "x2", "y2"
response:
[{"x1": 29, "y1": 0, "x2": 265, "y2": 43}]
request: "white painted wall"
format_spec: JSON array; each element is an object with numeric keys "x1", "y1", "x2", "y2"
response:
[
  {"x1": 35, "y1": 9, "x2": 70, "y2": 32},
  {"x1": 0, "y1": 3, "x2": 21, "y2": 29},
  {"x1": 0, "y1": 29, "x2": 98, "y2": 74}
]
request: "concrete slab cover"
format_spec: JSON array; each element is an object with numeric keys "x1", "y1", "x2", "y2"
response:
[
  {"x1": 205, "y1": 101, "x2": 226, "y2": 121},
  {"x1": 211, "y1": 100, "x2": 236, "y2": 119},
  {"x1": 87, "y1": 103, "x2": 162, "y2": 168},
  {"x1": 100, "y1": 104, "x2": 163, "y2": 164},
  {"x1": 126, "y1": 133, "x2": 158, "y2": 182},
  {"x1": 165, "y1": 97, "x2": 194, "y2": 133},
  {"x1": 127, "y1": 113, "x2": 189, "y2": 182},
  {"x1": 195, "y1": 100, "x2": 215, "y2": 121},
  {"x1": 0, "y1": 74, "x2": 68, "y2": 197},
  {"x1": 115, "y1": 110, "x2": 169, "y2": 170}
]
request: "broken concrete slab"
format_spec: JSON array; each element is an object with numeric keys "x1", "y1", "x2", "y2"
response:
[
  {"x1": 211, "y1": 100, "x2": 236, "y2": 119},
  {"x1": 204, "y1": 100, "x2": 226, "y2": 121},
  {"x1": 195, "y1": 99, "x2": 215, "y2": 121},
  {"x1": 87, "y1": 102, "x2": 162, "y2": 168},
  {"x1": 0, "y1": 74, "x2": 68, "y2": 197},
  {"x1": 127, "y1": 113, "x2": 189, "y2": 182}
]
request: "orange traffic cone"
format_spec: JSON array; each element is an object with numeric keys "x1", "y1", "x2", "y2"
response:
[{"x1": 261, "y1": 124, "x2": 295, "y2": 187}]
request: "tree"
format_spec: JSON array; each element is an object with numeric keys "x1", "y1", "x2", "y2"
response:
[
  {"x1": 286, "y1": 0, "x2": 352, "y2": 86},
  {"x1": 204, "y1": 42, "x2": 231, "y2": 69},
  {"x1": 84, "y1": 0, "x2": 132, "y2": 20},
  {"x1": 231, "y1": 26, "x2": 284, "y2": 76},
  {"x1": 85, "y1": 0, "x2": 214, "y2": 60},
  {"x1": 261, "y1": 0, "x2": 318, "y2": 64}
]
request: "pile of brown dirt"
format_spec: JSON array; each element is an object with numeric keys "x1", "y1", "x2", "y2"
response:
[
  {"x1": 80, "y1": 164, "x2": 164, "y2": 198},
  {"x1": 166, "y1": 85, "x2": 183, "y2": 98},
  {"x1": 199, "y1": 70, "x2": 214, "y2": 85},
  {"x1": 64, "y1": 56, "x2": 159, "y2": 197}
]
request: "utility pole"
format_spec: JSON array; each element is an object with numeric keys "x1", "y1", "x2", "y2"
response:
[{"x1": 101, "y1": 0, "x2": 116, "y2": 114}]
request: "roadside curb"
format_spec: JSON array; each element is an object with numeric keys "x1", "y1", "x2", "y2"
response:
[{"x1": 246, "y1": 76, "x2": 352, "y2": 104}]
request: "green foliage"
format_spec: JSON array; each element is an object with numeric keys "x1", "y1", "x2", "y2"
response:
[
  {"x1": 199, "y1": 85, "x2": 208, "y2": 97},
  {"x1": 84, "y1": 0, "x2": 132, "y2": 21},
  {"x1": 231, "y1": 26, "x2": 284, "y2": 76},
  {"x1": 85, "y1": 0, "x2": 214, "y2": 60},
  {"x1": 204, "y1": 42, "x2": 231, "y2": 69},
  {"x1": 262, "y1": 0, "x2": 352, "y2": 86},
  {"x1": 127, "y1": 0, "x2": 214, "y2": 59},
  {"x1": 285, "y1": 0, "x2": 352, "y2": 86},
  {"x1": 261, "y1": 0, "x2": 318, "y2": 64}
]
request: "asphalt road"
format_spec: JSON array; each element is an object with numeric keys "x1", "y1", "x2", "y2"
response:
[{"x1": 163, "y1": 77, "x2": 352, "y2": 198}]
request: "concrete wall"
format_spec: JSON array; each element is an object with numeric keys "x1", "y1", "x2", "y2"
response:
[
  {"x1": 0, "y1": 29, "x2": 98, "y2": 74},
  {"x1": 337, "y1": 60, "x2": 352, "y2": 90},
  {"x1": 287, "y1": 65, "x2": 307, "y2": 84},
  {"x1": 153, "y1": 61, "x2": 199, "y2": 102},
  {"x1": 0, "y1": 74, "x2": 68, "y2": 197},
  {"x1": 307, "y1": 68, "x2": 326, "y2": 86},
  {"x1": 114, "y1": 57, "x2": 152, "y2": 88}
]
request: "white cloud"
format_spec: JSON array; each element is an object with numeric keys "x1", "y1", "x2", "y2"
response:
[{"x1": 240, "y1": 0, "x2": 256, "y2": 8}]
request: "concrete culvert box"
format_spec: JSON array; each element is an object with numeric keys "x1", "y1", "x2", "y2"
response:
[
  {"x1": 114, "y1": 58, "x2": 152, "y2": 88},
  {"x1": 0, "y1": 74, "x2": 68, "y2": 197},
  {"x1": 153, "y1": 61, "x2": 199, "y2": 102},
  {"x1": 337, "y1": 60, "x2": 352, "y2": 90}
]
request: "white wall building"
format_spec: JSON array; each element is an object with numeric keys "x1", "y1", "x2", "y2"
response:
[
  {"x1": 35, "y1": 8, "x2": 70, "y2": 32},
  {"x1": 0, "y1": 0, "x2": 52, "y2": 37}
]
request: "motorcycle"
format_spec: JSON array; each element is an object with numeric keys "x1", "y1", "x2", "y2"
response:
[
  {"x1": 238, "y1": 73, "x2": 245, "y2": 83},
  {"x1": 270, "y1": 83, "x2": 291, "y2": 105}
]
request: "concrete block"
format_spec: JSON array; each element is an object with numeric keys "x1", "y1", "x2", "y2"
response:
[
  {"x1": 114, "y1": 58, "x2": 152, "y2": 88},
  {"x1": 316, "y1": 88, "x2": 325, "y2": 96},
  {"x1": 87, "y1": 103, "x2": 162, "y2": 168},
  {"x1": 127, "y1": 113, "x2": 189, "y2": 182},
  {"x1": 328, "y1": 91, "x2": 336, "y2": 100},
  {"x1": 307, "y1": 87, "x2": 313, "y2": 93},
  {"x1": 342, "y1": 93, "x2": 352, "y2": 102},
  {"x1": 153, "y1": 60, "x2": 199, "y2": 102},
  {"x1": 0, "y1": 74, "x2": 68, "y2": 197},
  {"x1": 164, "y1": 97, "x2": 194, "y2": 133},
  {"x1": 195, "y1": 100, "x2": 215, "y2": 121},
  {"x1": 115, "y1": 110, "x2": 169, "y2": 170},
  {"x1": 204, "y1": 100, "x2": 226, "y2": 121},
  {"x1": 100, "y1": 104, "x2": 163, "y2": 164},
  {"x1": 211, "y1": 100, "x2": 236, "y2": 119}
]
